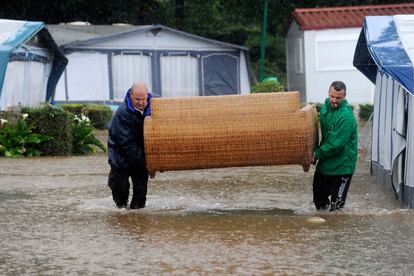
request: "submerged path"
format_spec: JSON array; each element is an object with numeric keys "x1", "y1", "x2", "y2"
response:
[{"x1": 0, "y1": 153, "x2": 413, "y2": 275}]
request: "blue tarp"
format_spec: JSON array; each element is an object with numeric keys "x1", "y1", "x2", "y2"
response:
[
  {"x1": 353, "y1": 16, "x2": 414, "y2": 95},
  {"x1": 0, "y1": 20, "x2": 67, "y2": 102}
]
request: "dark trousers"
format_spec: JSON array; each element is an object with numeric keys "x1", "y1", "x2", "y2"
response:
[
  {"x1": 108, "y1": 166, "x2": 149, "y2": 209},
  {"x1": 313, "y1": 171, "x2": 353, "y2": 211}
]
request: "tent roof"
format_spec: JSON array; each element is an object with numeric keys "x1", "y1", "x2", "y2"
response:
[
  {"x1": 292, "y1": 3, "x2": 414, "y2": 31},
  {"x1": 353, "y1": 15, "x2": 414, "y2": 95},
  {"x1": 59, "y1": 24, "x2": 248, "y2": 51},
  {"x1": 1, "y1": 19, "x2": 45, "y2": 97},
  {"x1": 0, "y1": 19, "x2": 44, "y2": 49},
  {"x1": 46, "y1": 23, "x2": 140, "y2": 46}
]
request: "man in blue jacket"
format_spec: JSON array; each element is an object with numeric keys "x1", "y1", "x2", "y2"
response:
[{"x1": 107, "y1": 82, "x2": 153, "y2": 209}]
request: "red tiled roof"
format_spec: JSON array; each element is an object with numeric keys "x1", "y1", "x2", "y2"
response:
[{"x1": 293, "y1": 3, "x2": 414, "y2": 30}]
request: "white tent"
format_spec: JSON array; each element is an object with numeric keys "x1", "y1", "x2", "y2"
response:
[
  {"x1": 354, "y1": 15, "x2": 414, "y2": 207},
  {"x1": 0, "y1": 19, "x2": 67, "y2": 110},
  {"x1": 52, "y1": 24, "x2": 252, "y2": 103}
]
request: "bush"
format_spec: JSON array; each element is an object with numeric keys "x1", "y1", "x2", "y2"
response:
[
  {"x1": 251, "y1": 81, "x2": 285, "y2": 93},
  {"x1": 1, "y1": 105, "x2": 106, "y2": 156},
  {"x1": 59, "y1": 103, "x2": 85, "y2": 115},
  {"x1": 0, "y1": 111, "x2": 20, "y2": 125},
  {"x1": 22, "y1": 104, "x2": 73, "y2": 156},
  {"x1": 359, "y1": 104, "x2": 373, "y2": 121},
  {"x1": 72, "y1": 114, "x2": 106, "y2": 154},
  {"x1": 61, "y1": 104, "x2": 113, "y2": 130},
  {"x1": 84, "y1": 105, "x2": 113, "y2": 130},
  {"x1": 0, "y1": 114, "x2": 49, "y2": 157}
]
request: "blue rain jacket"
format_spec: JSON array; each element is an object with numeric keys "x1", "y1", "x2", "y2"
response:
[{"x1": 107, "y1": 89, "x2": 152, "y2": 170}]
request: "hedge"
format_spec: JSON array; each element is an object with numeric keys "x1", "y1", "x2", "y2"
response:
[
  {"x1": 22, "y1": 104, "x2": 73, "y2": 156},
  {"x1": 60, "y1": 104, "x2": 113, "y2": 130},
  {"x1": 251, "y1": 81, "x2": 285, "y2": 93}
]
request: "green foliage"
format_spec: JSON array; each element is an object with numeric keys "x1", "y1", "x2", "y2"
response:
[
  {"x1": 252, "y1": 81, "x2": 284, "y2": 93},
  {"x1": 22, "y1": 104, "x2": 74, "y2": 156},
  {"x1": 0, "y1": 111, "x2": 20, "y2": 125},
  {"x1": 84, "y1": 105, "x2": 113, "y2": 130},
  {"x1": 171, "y1": 0, "x2": 224, "y2": 36},
  {"x1": 1, "y1": 105, "x2": 106, "y2": 157},
  {"x1": 72, "y1": 115, "x2": 106, "y2": 155},
  {"x1": 59, "y1": 104, "x2": 85, "y2": 115},
  {"x1": 22, "y1": 104, "x2": 107, "y2": 155},
  {"x1": 0, "y1": 114, "x2": 49, "y2": 157},
  {"x1": 60, "y1": 104, "x2": 113, "y2": 130},
  {"x1": 245, "y1": 32, "x2": 287, "y2": 83},
  {"x1": 359, "y1": 104, "x2": 374, "y2": 121}
]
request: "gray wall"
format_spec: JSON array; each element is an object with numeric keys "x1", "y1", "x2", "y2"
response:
[{"x1": 286, "y1": 21, "x2": 306, "y2": 102}]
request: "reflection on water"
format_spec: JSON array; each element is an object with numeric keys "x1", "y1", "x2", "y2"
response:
[{"x1": 1, "y1": 154, "x2": 413, "y2": 275}]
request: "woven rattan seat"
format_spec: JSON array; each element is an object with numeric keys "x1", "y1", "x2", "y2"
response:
[{"x1": 144, "y1": 91, "x2": 318, "y2": 172}]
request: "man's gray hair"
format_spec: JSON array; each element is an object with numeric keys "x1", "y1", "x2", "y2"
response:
[
  {"x1": 330, "y1": 81, "x2": 346, "y2": 92},
  {"x1": 131, "y1": 82, "x2": 148, "y2": 93}
]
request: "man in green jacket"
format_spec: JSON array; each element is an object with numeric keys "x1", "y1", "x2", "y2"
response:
[{"x1": 312, "y1": 81, "x2": 358, "y2": 211}]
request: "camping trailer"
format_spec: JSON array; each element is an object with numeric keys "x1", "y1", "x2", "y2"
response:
[
  {"x1": 354, "y1": 15, "x2": 414, "y2": 207},
  {"x1": 0, "y1": 19, "x2": 67, "y2": 110},
  {"x1": 51, "y1": 24, "x2": 252, "y2": 103}
]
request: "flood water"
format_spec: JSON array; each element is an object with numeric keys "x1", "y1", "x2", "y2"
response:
[{"x1": 1, "y1": 152, "x2": 413, "y2": 275}]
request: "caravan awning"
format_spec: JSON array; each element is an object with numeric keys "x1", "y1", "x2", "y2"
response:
[
  {"x1": 353, "y1": 15, "x2": 414, "y2": 95},
  {"x1": 0, "y1": 19, "x2": 67, "y2": 101}
]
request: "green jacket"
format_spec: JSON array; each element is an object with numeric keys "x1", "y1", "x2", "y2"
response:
[{"x1": 314, "y1": 98, "x2": 358, "y2": 175}]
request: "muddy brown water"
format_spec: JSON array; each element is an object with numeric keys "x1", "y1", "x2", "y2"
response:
[{"x1": 1, "y1": 152, "x2": 413, "y2": 275}]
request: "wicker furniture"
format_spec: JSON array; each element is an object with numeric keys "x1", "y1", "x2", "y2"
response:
[{"x1": 144, "y1": 91, "x2": 318, "y2": 172}]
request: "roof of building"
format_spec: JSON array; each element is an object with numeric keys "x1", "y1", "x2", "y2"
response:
[{"x1": 292, "y1": 3, "x2": 414, "y2": 30}]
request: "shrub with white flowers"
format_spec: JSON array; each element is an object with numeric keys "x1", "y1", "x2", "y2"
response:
[
  {"x1": 0, "y1": 114, "x2": 49, "y2": 157},
  {"x1": 72, "y1": 113, "x2": 106, "y2": 154}
]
